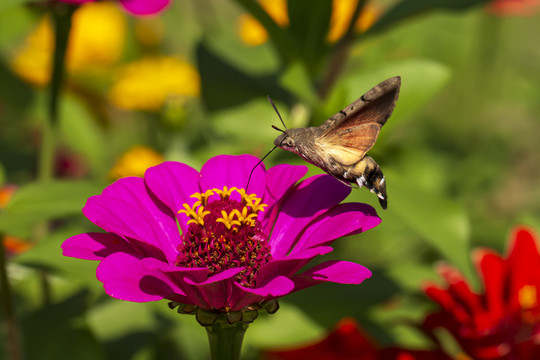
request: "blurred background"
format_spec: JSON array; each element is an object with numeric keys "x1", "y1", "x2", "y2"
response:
[{"x1": 1, "y1": 0, "x2": 539, "y2": 359}]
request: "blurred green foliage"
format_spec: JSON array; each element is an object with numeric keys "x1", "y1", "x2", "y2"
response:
[{"x1": 0, "y1": 0, "x2": 539, "y2": 359}]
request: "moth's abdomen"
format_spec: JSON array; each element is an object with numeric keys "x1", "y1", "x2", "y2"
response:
[{"x1": 351, "y1": 156, "x2": 387, "y2": 209}]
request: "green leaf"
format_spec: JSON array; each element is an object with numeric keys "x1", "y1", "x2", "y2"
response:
[
  {"x1": 386, "y1": 262, "x2": 439, "y2": 292},
  {"x1": 0, "y1": 0, "x2": 28, "y2": 13},
  {"x1": 22, "y1": 290, "x2": 105, "y2": 360},
  {"x1": 385, "y1": 167, "x2": 474, "y2": 280},
  {"x1": 14, "y1": 226, "x2": 101, "y2": 290},
  {"x1": 246, "y1": 303, "x2": 323, "y2": 347},
  {"x1": 196, "y1": 43, "x2": 289, "y2": 111},
  {"x1": 211, "y1": 98, "x2": 283, "y2": 147},
  {"x1": 0, "y1": 180, "x2": 102, "y2": 238},
  {"x1": 368, "y1": 0, "x2": 492, "y2": 35},
  {"x1": 279, "y1": 62, "x2": 318, "y2": 104}
]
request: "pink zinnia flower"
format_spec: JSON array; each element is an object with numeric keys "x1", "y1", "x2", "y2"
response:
[
  {"x1": 59, "y1": 0, "x2": 171, "y2": 16},
  {"x1": 423, "y1": 226, "x2": 540, "y2": 359},
  {"x1": 62, "y1": 155, "x2": 380, "y2": 321}
]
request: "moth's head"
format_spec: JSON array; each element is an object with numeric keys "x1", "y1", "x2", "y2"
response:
[{"x1": 273, "y1": 130, "x2": 296, "y2": 151}]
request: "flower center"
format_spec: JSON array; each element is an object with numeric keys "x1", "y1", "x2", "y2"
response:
[
  {"x1": 176, "y1": 187, "x2": 272, "y2": 288},
  {"x1": 519, "y1": 285, "x2": 538, "y2": 310}
]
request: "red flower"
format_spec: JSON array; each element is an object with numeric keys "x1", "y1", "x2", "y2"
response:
[
  {"x1": 424, "y1": 226, "x2": 540, "y2": 359},
  {"x1": 263, "y1": 318, "x2": 452, "y2": 360},
  {"x1": 487, "y1": 0, "x2": 540, "y2": 17}
]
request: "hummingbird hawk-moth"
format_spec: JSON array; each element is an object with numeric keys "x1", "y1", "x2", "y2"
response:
[{"x1": 273, "y1": 76, "x2": 401, "y2": 209}]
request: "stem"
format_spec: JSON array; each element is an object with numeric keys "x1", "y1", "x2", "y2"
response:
[
  {"x1": 205, "y1": 319, "x2": 249, "y2": 360},
  {"x1": 38, "y1": 3, "x2": 75, "y2": 182},
  {"x1": 35, "y1": 2, "x2": 76, "y2": 307},
  {"x1": 0, "y1": 236, "x2": 22, "y2": 360}
]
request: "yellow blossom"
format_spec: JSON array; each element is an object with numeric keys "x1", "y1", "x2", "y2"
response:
[
  {"x1": 327, "y1": 1, "x2": 381, "y2": 42},
  {"x1": 68, "y1": 2, "x2": 126, "y2": 72},
  {"x1": 237, "y1": 0, "x2": 380, "y2": 47},
  {"x1": 108, "y1": 57, "x2": 200, "y2": 111},
  {"x1": 238, "y1": 0, "x2": 288, "y2": 47},
  {"x1": 11, "y1": 2, "x2": 126, "y2": 86},
  {"x1": 109, "y1": 146, "x2": 164, "y2": 180},
  {"x1": 11, "y1": 18, "x2": 52, "y2": 86},
  {"x1": 238, "y1": 14, "x2": 270, "y2": 47}
]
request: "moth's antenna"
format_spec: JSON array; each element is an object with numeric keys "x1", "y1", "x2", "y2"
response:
[
  {"x1": 267, "y1": 96, "x2": 288, "y2": 130},
  {"x1": 246, "y1": 146, "x2": 277, "y2": 191},
  {"x1": 272, "y1": 124, "x2": 287, "y2": 134}
]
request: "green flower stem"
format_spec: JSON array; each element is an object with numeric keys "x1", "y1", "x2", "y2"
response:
[
  {"x1": 34, "y1": 3, "x2": 76, "y2": 306},
  {"x1": 0, "y1": 235, "x2": 22, "y2": 360},
  {"x1": 38, "y1": 3, "x2": 76, "y2": 182},
  {"x1": 205, "y1": 319, "x2": 249, "y2": 360}
]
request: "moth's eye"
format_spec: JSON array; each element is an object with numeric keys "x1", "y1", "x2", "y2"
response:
[{"x1": 284, "y1": 138, "x2": 294, "y2": 147}]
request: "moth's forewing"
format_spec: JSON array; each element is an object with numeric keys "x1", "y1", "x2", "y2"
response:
[
  {"x1": 319, "y1": 76, "x2": 401, "y2": 133},
  {"x1": 316, "y1": 77, "x2": 401, "y2": 165}
]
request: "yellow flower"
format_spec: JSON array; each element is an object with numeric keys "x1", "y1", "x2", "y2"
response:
[
  {"x1": 11, "y1": 2, "x2": 126, "y2": 86},
  {"x1": 108, "y1": 57, "x2": 200, "y2": 111},
  {"x1": 11, "y1": 17, "x2": 53, "y2": 86},
  {"x1": 109, "y1": 146, "x2": 164, "y2": 180},
  {"x1": 237, "y1": 0, "x2": 381, "y2": 47},
  {"x1": 68, "y1": 2, "x2": 126, "y2": 72},
  {"x1": 238, "y1": 0, "x2": 288, "y2": 47},
  {"x1": 327, "y1": 1, "x2": 381, "y2": 42}
]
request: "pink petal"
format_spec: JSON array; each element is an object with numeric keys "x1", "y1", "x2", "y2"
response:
[
  {"x1": 62, "y1": 232, "x2": 134, "y2": 260},
  {"x1": 269, "y1": 175, "x2": 350, "y2": 257},
  {"x1": 144, "y1": 161, "x2": 201, "y2": 233},
  {"x1": 263, "y1": 164, "x2": 307, "y2": 207},
  {"x1": 199, "y1": 155, "x2": 266, "y2": 200},
  {"x1": 83, "y1": 194, "x2": 177, "y2": 263},
  {"x1": 256, "y1": 246, "x2": 334, "y2": 285},
  {"x1": 96, "y1": 252, "x2": 188, "y2": 302},
  {"x1": 119, "y1": 0, "x2": 171, "y2": 16},
  {"x1": 102, "y1": 177, "x2": 180, "y2": 258},
  {"x1": 142, "y1": 258, "x2": 213, "y2": 309},
  {"x1": 230, "y1": 276, "x2": 295, "y2": 311},
  {"x1": 260, "y1": 164, "x2": 307, "y2": 231},
  {"x1": 290, "y1": 202, "x2": 380, "y2": 255},
  {"x1": 291, "y1": 260, "x2": 372, "y2": 292}
]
